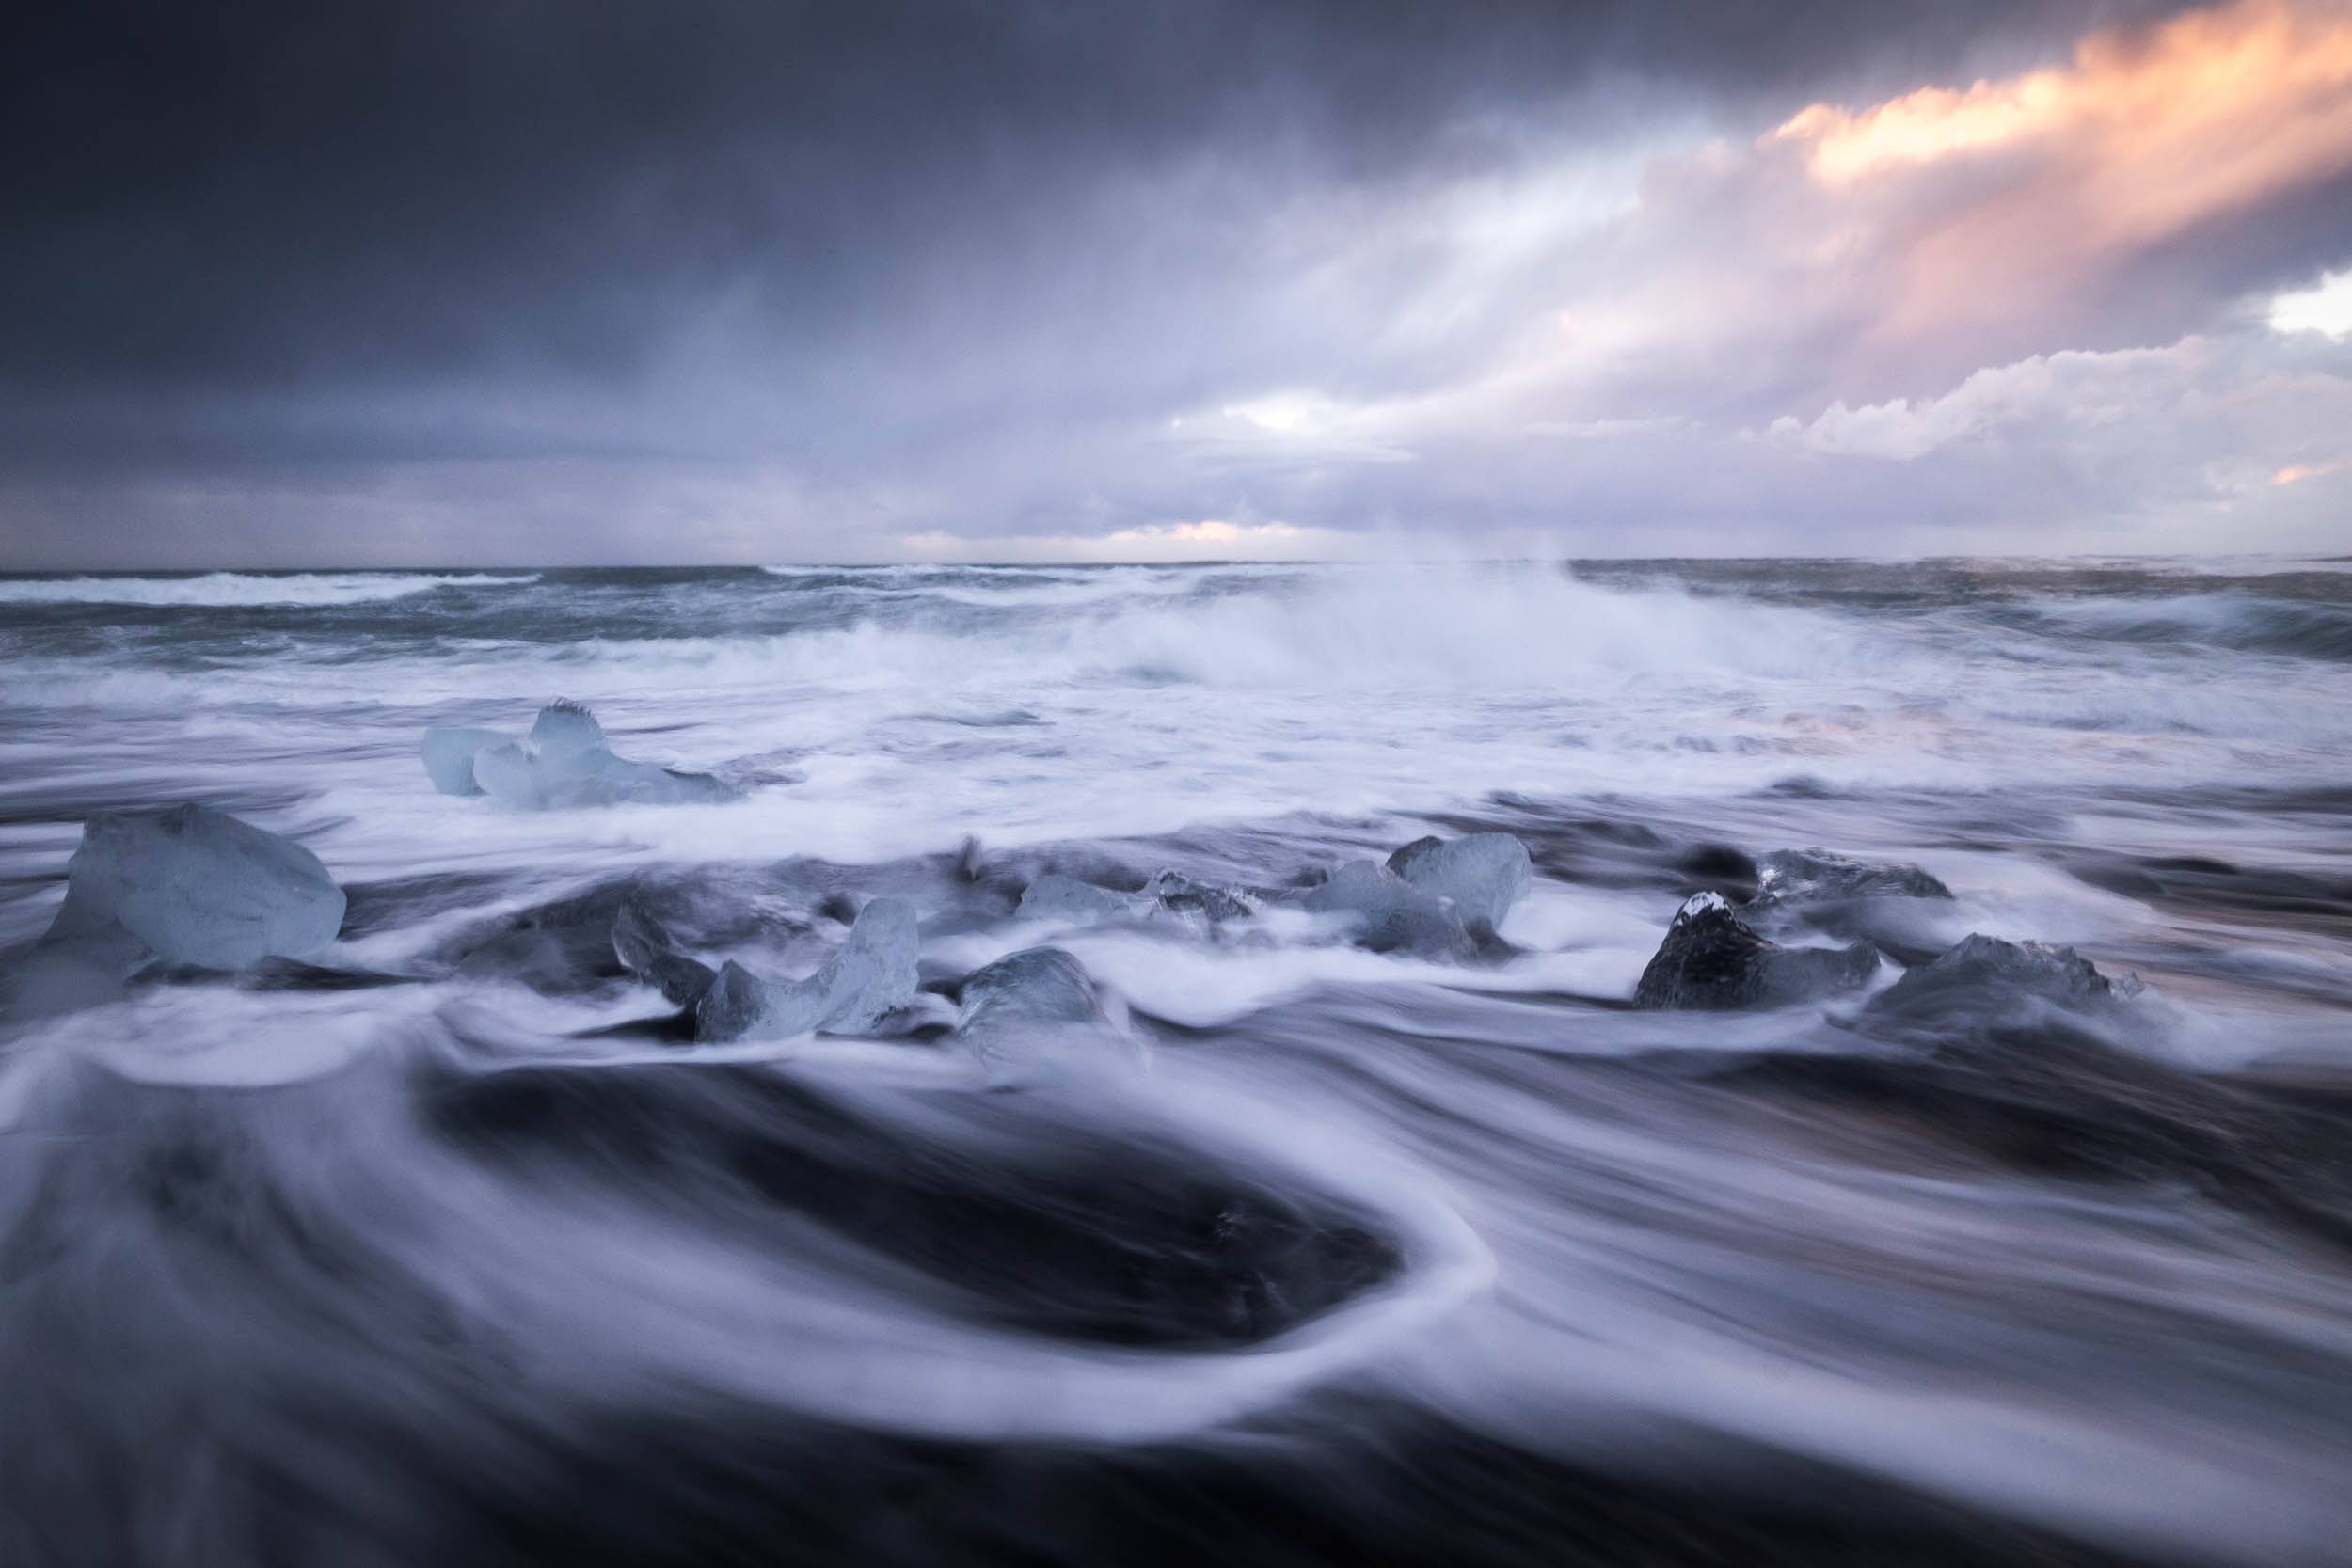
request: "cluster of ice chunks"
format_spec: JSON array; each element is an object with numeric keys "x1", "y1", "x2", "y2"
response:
[
  {"x1": 422, "y1": 701, "x2": 737, "y2": 809},
  {"x1": 1632, "y1": 891, "x2": 1880, "y2": 1010},
  {"x1": 8, "y1": 805, "x2": 345, "y2": 1018},
  {"x1": 1013, "y1": 832, "x2": 1533, "y2": 960},
  {"x1": 644, "y1": 896, "x2": 923, "y2": 1044},
  {"x1": 1635, "y1": 846, "x2": 2146, "y2": 1015},
  {"x1": 612, "y1": 888, "x2": 1136, "y2": 1080}
]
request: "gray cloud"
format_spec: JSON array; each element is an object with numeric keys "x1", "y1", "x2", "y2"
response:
[{"x1": 11, "y1": 0, "x2": 2342, "y2": 567}]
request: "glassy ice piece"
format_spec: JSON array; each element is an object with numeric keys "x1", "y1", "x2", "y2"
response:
[
  {"x1": 420, "y1": 727, "x2": 509, "y2": 796},
  {"x1": 49, "y1": 804, "x2": 345, "y2": 971},
  {"x1": 1302, "y1": 860, "x2": 1470, "y2": 958},
  {"x1": 955, "y1": 946, "x2": 1137, "y2": 1084},
  {"x1": 1385, "y1": 833, "x2": 1532, "y2": 936}
]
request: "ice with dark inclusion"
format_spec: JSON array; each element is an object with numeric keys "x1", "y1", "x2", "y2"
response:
[
  {"x1": 693, "y1": 896, "x2": 921, "y2": 1042},
  {"x1": 1750, "y1": 848, "x2": 1952, "y2": 907},
  {"x1": 6, "y1": 804, "x2": 345, "y2": 1017},
  {"x1": 1739, "y1": 847, "x2": 1960, "y2": 961},
  {"x1": 1632, "y1": 891, "x2": 1879, "y2": 1010},
  {"x1": 421, "y1": 700, "x2": 738, "y2": 808},
  {"x1": 1865, "y1": 932, "x2": 2143, "y2": 1035}
]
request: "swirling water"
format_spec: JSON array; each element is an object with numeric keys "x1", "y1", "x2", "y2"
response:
[{"x1": 3, "y1": 559, "x2": 2351, "y2": 1567}]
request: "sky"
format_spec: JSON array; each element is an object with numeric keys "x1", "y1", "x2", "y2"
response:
[{"x1": 3, "y1": 0, "x2": 2350, "y2": 568}]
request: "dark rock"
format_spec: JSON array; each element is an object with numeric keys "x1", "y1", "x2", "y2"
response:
[{"x1": 1633, "y1": 893, "x2": 1877, "y2": 1010}]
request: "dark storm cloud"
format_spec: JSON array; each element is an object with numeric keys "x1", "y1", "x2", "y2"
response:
[
  {"x1": 6, "y1": 0, "x2": 2335, "y2": 565},
  {"x1": 3, "y1": 0, "x2": 2190, "y2": 389}
]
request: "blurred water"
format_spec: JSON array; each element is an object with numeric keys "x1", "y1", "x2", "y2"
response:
[{"x1": 2, "y1": 559, "x2": 2350, "y2": 1566}]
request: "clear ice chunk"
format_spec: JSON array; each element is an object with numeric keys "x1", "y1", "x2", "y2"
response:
[
  {"x1": 1301, "y1": 860, "x2": 1471, "y2": 957},
  {"x1": 954, "y1": 946, "x2": 1137, "y2": 1084},
  {"x1": 1385, "y1": 833, "x2": 1532, "y2": 936},
  {"x1": 47, "y1": 804, "x2": 345, "y2": 971},
  {"x1": 420, "y1": 727, "x2": 509, "y2": 796}
]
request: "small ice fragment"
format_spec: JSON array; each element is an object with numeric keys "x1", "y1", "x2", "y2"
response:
[
  {"x1": 1150, "y1": 870, "x2": 1254, "y2": 924},
  {"x1": 1017, "y1": 873, "x2": 1136, "y2": 925},
  {"x1": 471, "y1": 740, "x2": 542, "y2": 808}
]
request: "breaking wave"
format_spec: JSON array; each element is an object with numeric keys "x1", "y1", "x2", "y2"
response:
[{"x1": 0, "y1": 571, "x2": 539, "y2": 607}]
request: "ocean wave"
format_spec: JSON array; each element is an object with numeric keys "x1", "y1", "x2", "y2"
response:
[
  {"x1": 1997, "y1": 592, "x2": 2352, "y2": 662},
  {"x1": 0, "y1": 571, "x2": 539, "y2": 607}
]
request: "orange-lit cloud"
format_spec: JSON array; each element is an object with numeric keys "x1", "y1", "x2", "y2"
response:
[
  {"x1": 1770, "y1": 0, "x2": 2352, "y2": 342},
  {"x1": 2273, "y1": 460, "x2": 2343, "y2": 483}
]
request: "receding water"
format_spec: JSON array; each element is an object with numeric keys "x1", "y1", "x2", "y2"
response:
[{"x1": 3, "y1": 560, "x2": 2350, "y2": 1567}]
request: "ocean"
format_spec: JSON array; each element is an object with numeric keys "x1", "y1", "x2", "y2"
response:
[{"x1": 2, "y1": 559, "x2": 2350, "y2": 1566}]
